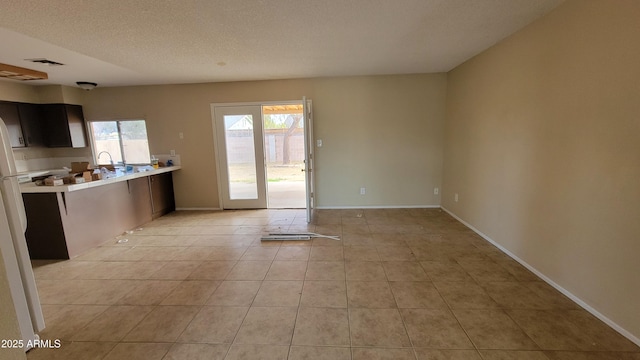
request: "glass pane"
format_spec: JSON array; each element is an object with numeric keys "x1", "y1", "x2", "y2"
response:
[
  {"x1": 120, "y1": 120, "x2": 151, "y2": 164},
  {"x1": 262, "y1": 105, "x2": 306, "y2": 208},
  {"x1": 224, "y1": 114, "x2": 258, "y2": 199},
  {"x1": 90, "y1": 121, "x2": 123, "y2": 165}
]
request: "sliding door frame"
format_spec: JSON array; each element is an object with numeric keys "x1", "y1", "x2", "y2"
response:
[{"x1": 211, "y1": 100, "x2": 313, "y2": 212}]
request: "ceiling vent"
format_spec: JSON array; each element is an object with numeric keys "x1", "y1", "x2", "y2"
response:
[
  {"x1": 0, "y1": 62, "x2": 48, "y2": 81},
  {"x1": 26, "y1": 58, "x2": 65, "y2": 66}
]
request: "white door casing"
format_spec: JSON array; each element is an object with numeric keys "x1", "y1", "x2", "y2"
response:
[
  {"x1": 213, "y1": 105, "x2": 267, "y2": 209},
  {"x1": 303, "y1": 98, "x2": 315, "y2": 223}
]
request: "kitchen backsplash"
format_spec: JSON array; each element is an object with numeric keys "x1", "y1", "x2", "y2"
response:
[
  {"x1": 14, "y1": 157, "x2": 94, "y2": 173},
  {"x1": 13, "y1": 147, "x2": 92, "y2": 173},
  {"x1": 13, "y1": 147, "x2": 181, "y2": 173},
  {"x1": 155, "y1": 154, "x2": 181, "y2": 166}
]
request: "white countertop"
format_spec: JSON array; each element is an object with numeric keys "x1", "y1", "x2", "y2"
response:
[{"x1": 20, "y1": 166, "x2": 181, "y2": 193}]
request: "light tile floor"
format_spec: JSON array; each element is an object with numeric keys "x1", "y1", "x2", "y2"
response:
[{"x1": 26, "y1": 209, "x2": 640, "y2": 360}]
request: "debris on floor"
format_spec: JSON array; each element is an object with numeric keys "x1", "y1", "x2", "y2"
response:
[{"x1": 260, "y1": 232, "x2": 341, "y2": 241}]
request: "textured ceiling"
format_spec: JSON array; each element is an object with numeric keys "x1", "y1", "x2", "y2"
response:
[{"x1": 0, "y1": 0, "x2": 564, "y2": 87}]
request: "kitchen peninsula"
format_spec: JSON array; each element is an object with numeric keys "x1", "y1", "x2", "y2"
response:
[{"x1": 21, "y1": 166, "x2": 180, "y2": 259}]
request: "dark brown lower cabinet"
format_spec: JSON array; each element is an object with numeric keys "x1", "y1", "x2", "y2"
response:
[
  {"x1": 23, "y1": 173, "x2": 175, "y2": 260},
  {"x1": 150, "y1": 172, "x2": 176, "y2": 219},
  {"x1": 22, "y1": 193, "x2": 68, "y2": 259}
]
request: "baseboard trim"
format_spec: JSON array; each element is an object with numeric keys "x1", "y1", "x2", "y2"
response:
[
  {"x1": 175, "y1": 207, "x2": 222, "y2": 211},
  {"x1": 315, "y1": 205, "x2": 441, "y2": 209},
  {"x1": 177, "y1": 206, "x2": 442, "y2": 211},
  {"x1": 441, "y1": 206, "x2": 640, "y2": 347}
]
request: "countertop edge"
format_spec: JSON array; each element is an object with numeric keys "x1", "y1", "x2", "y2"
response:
[{"x1": 20, "y1": 166, "x2": 182, "y2": 193}]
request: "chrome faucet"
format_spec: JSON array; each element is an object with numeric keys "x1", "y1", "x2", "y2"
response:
[{"x1": 97, "y1": 151, "x2": 114, "y2": 165}]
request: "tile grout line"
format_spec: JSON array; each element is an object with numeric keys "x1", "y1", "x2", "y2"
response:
[
  {"x1": 31, "y1": 209, "x2": 636, "y2": 359},
  {"x1": 337, "y1": 216, "x2": 358, "y2": 358},
  {"x1": 217, "y1": 246, "x2": 266, "y2": 357}
]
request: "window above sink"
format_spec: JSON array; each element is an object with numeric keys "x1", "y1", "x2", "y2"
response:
[{"x1": 88, "y1": 119, "x2": 151, "y2": 166}]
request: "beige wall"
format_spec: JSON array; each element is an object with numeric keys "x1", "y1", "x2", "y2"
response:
[
  {"x1": 0, "y1": 249, "x2": 27, "y2": 360},
  {"x1": 81, "y1": 74, "x2": 447, "y2": 208},
  {"x1": 0, "y1": 82, "x2": 84, "y2": 105},
  {"x1": 443, "y1": 0, "x2": 640, "y2": 341},
  {"x1": 2, "y1": 73, "x2": 446, "y2": 209},
  {"x1": 81, "y1": 80, "x2": 313, "y2": 209},
  {"x1": 0, "y1": 81, "x2": 39, "y2": 103},
  {"x1": 312, "y1": 75, "x2": 446, "y2": 207}
]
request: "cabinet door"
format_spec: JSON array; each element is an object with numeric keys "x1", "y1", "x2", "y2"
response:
[
  {"x1": 43, "y1": 104, "x2": 87, "y2": 148},
  {"x1": 129, "y1": 177, "x2": 153, "y2": 225},
  {"x1": 65, "y1": 105, "x2": 87, "y2": 148},
  {"x1": 0, "y1": 102, "x2": 25, "y2": 147},
  {"x1": 22, "y1": 193, "x2": 70, "y2": 259},
  {"x1": 42, "y1": 104, "x2": 71, "y2": 147},
  {"x1": 150, "y1": 173, "x2": 175, "y2": 219},
  {"x1": 17, "y1": 103, "x2": 44, "y2": 147}
]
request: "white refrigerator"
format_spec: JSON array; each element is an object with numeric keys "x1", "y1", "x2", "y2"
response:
[{"x1": 0, "y1": 117, "x2": 45, "y2": 350}]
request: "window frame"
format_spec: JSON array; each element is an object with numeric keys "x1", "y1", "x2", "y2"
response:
[{"x1": 87, "y1": 119, "x2": 151, "y2": 166}]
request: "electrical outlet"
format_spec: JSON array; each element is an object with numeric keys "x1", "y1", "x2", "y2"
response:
[
  {"x1": 434, "y1": 187, "x2": 439, "y2": 195},
  {"x1": 454, "y1": 193, "x2": 459, "y2": 202},
  {"x1": 170, "y1": 150, "x2": 176, "y2": 156},
  {"x1": 360, "y1": 187, "x2": 366, "y2": 195},
  {"x1": 179, "y1": 132, "x2": 184, "y2": 139}
]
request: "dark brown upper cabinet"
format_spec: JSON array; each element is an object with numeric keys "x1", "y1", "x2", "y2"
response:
[
  {"x1": 0, "y1": 102, "x2": 26, "y2": 148},
  {"x1": 42, "y1": 104, "x2": 87, "y2": 148},
  {"x1": 17, "y1": 103, "x2": 45, "y2": 147}
]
